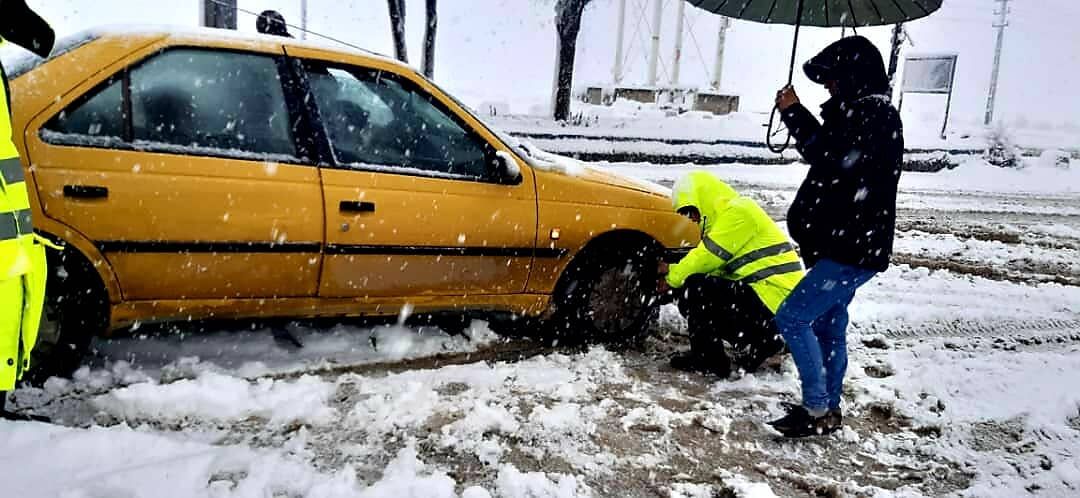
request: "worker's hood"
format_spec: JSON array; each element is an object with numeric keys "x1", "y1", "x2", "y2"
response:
[
  {"x1": 671, "y1": 171, "x2": 738, "y2": 222},
  {"x1": 803, "y1": 35, "x2": 889, "y2": 102},
  {"x1": 0, "y1": 0, "x2": 54, "y2": 58}
]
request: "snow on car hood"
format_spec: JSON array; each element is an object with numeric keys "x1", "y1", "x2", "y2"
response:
[{"x1": 523, "y1": 144, "x2": 671, "y2": 198}]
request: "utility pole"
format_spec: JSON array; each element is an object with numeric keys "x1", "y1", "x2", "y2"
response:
[
  {"x1": 671, "y1": 0, "x2": 687, "y2": 85},
  {"x1": 646, "y1": 0, "x2": 663, "y2": 87},
  {"x1": 201, "y1": 0, "x2": 237, "y2": 29},
  {"x1": 887, "y1": 23, "x2": 904, "y2": 99},
  {"x1": 985, "y1": 0, "x2": 1009, "y2": 125},
  {"x1": 300, "y1": 0, "x2": 308, "y2": 40},
  {"x1": 613, "y1": 0, "x2": 627, "y2": 83},
  {"x1": 710, "y1": 17, "x2": 731, "y2": 90}
]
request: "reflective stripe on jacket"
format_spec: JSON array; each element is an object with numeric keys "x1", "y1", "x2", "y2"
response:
[
  {"x1": 666, "y1": 171, "x2": 804, "y2": 314},
  {"x1": 0, "y1": 53, "x2": 49, "y2": 390}
]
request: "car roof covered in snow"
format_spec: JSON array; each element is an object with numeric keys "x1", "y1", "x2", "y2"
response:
[
  {"x1": 19, "y1": 24, "x2": 406, "y2": 71},
  {"x1": 3, "y1": 24, "x2": 409, "y2": 80},
  {"x1": 95, "y1": 24, "x2": 403, "y2": 64}
]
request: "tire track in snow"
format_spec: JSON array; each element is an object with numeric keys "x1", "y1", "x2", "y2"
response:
[{"x1": 858, "y1": 318, "x2": 1080, "y2": 342}]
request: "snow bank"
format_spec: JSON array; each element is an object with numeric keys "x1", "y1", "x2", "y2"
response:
[
  {"x1": 93, "y1": 372, "x2": 337, "y2": 425},
  {"x1": 87, "y1": 320, "x2": 499, "y2": 381}
]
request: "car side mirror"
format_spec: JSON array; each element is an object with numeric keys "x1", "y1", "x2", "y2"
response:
[{"x1": 494, "y1": 151, "x2": 523, "y2": 184}]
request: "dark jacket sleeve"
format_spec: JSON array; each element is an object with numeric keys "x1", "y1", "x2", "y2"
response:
[{"x1": 781, "y1": 102, "x2": 871, "y2": 173}]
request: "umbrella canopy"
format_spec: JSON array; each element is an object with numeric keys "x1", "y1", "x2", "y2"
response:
[{"x1": 686, "y1": 0, "x2": 942, "y2": 27}]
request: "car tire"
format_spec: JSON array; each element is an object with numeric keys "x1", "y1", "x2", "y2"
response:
[
  {"x1": 25, "y1": 247, "x2": 109, "y2": 384},
  {"x1": 549, "y1": 243, "x2": 659, "y2": 344}
]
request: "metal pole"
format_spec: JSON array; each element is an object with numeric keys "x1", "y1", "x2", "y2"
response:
[
  {"x1": 202, "y1": 0, "x2": 237, "y2": 29},
  {"x1": 941, "y1": 57, "x2": 958, "y2": 139},
  {"x1": 647, "y1": 0, "x2": 664, "y2": 87},
  {"x1": 887, "y1": 23, "x2": 904, "y2": 99},
  {"x1": 767, "y1": 0, "x2": 803, "y2": 154},
  {"x1": 671, "y1": 0, "x2": 686, "y2": 85},
  {"x1": 300, "y1": 0, "x2": 309, "y2": 40},
  {"x1": 985, "y1": 0, "x2": 1009, "y2": 125},
  {"x1": 786, "y1": 0, "x2": 804, "y2": 84},
  {"x1": 613, "y1": 0, "x2": 627, "y2": 84},
  {"x1": 711, "y1": 17, "x2": 729, "y2": 90}
]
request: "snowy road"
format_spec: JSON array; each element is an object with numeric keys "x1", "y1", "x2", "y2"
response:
[{"x1": 5, "y1": 159, "x2": 1080, "y2": 497}]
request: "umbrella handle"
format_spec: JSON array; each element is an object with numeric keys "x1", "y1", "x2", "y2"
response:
[
  {"x1": 766, "y1": 0, "x2": 804, "y2": 154},
  {"x1": 766, "y1": 105, "x2": 791, "y2": 154}
]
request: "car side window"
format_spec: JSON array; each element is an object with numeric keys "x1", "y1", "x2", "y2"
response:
[
  {"x1": 45, "y1": 48, "x2": 298, "y2": 161},
  {"x1": 130, "y1": 49, "x2": 296, "y2": 158},
  {"x1": 45, "y1": 77, "x2": 125, "y2": 139},
  {"x1": 303, "y1": 62, "x2": 493, "y2": 179}
]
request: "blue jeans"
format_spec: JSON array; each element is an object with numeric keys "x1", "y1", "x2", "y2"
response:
[{"x1": 774, "y1": 259, "x2": 877, "y2": 413}]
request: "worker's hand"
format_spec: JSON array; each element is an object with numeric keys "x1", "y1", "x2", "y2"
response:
[
  {"x1": 657, "y1": 261, "x2": 670, "y2": 276},
  {"x1": 775, "y1": 85, "x2": 799, "y2": 111}
]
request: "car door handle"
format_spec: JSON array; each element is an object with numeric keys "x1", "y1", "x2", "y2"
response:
[
  {"x1": 63, "y1": 185, "x2": 109, "y2": 199},
  {"x1": 339, "y1": 200, "x2": 375, "y2": 213}
]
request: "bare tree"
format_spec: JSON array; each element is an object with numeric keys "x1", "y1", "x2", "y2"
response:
[
  {"x1": 387, "y1": 0, "x2": 408, "y2": 63},
  {"x1": 552, "y1": 0, "x2": 591, "y2": 121},
  {"x1": 421, "y1": 0, "x2": 438, "y2": 78}
]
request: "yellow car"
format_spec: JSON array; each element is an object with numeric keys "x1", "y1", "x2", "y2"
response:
[{"x1": 5, "y1": 27, "x2": 698, "y2": 373}]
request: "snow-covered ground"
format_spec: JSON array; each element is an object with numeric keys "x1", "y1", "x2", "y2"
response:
[{"x1": 6, "y1": 155, "x2": 1080, "y2": 497}]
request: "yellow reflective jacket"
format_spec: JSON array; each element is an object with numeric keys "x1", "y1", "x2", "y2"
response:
[
  {"x1": 0, "y1": 52, "x2": 49, "y2": 390},
  {"x1": 666, "y1": 171, "x2": 804, "y2": 313}
]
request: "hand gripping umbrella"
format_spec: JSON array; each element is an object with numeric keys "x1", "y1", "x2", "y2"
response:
[{"x1": 685, "y1": 0, "x2": 942, "y2": 152}]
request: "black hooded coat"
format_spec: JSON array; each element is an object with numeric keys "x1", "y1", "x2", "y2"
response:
[{"x1": 780, "y1": 36, "x2": 903, "y2": 272}]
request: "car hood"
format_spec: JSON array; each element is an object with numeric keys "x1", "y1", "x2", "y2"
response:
[{"x1": 523, "y1": 146, "x2": 671, "y2": 199}]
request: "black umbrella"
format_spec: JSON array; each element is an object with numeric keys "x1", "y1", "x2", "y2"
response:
[
  {"x1": 0, "y1": 0, "x2": 54, "y2": 58},
  {"x1": 686, "y1": 0, "x2": 943, "y2": 151}
]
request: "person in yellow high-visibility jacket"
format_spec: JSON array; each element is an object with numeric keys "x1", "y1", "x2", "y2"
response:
[
  {"x1": 1, "y1": 0, "x2": 54, "y2": 421},
  {"x1": 659, "y1": 171, "x2": 804, "y2": 377}
]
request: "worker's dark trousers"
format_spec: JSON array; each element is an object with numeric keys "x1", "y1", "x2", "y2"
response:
[{"x1": 677, "y1": 275, "x2": 785, "y2": 372}]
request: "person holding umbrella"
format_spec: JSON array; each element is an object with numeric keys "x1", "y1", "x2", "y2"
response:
[{"x1": 768, "y1": 36, "x2": 904, "y2": 438}]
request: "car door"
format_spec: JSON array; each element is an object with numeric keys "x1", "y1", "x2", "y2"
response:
[
  {"x1": 29, "y1": 45, "x2": 324, "y2": 301},
  {"x1": 286, "y1": 48, "x2": 537, "y2": 298}
]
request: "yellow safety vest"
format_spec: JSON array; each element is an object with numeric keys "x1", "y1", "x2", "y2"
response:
[
  {"x1": 667, "y1": 171, "x2": 804, "y2": 313},
  {"x1": 0, "y1": 55, "x2": 49, "y2": 390}
]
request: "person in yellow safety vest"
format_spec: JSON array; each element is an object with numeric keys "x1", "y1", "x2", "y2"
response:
[
  {"x1": 1, "y1": 0, "x2": 55, "y2": 421},
  {"x1": 658, "y1": 171, "x2": 804, "y2": 378}
]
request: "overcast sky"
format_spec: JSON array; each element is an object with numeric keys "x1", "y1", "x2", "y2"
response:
[{"x1": 18, "y1": 0, "x2": 1080, "y2": 130}]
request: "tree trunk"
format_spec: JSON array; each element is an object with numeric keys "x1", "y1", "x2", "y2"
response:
[
  {"x1": 552, "y1": 0, "x2": 590, "y2": 121},
  {"x1": 422, "y1": 0, "x2": 438, "y2": 78},
  {"x1": 387, "y1": 0, "x2": 408, "y2": 63}
]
